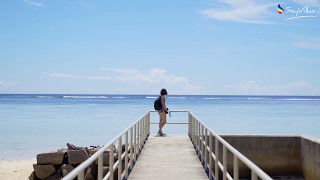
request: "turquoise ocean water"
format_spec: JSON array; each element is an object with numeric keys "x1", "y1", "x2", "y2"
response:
[{"x1": 1, "y1": 94, "x2": 320, "y2": 160}]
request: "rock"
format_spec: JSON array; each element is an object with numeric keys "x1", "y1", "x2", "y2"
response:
[
  {"x1": 84, "y1": 163, "x2": 97, "y2": 180},
  {"x1": 113, "y1": 145, "x2": 117, "y2": 153},
  {"x1": 33, "y1": 164, "x2": 56, "y2": 179},
  {"x1": 28, "y1": 171, "x2": 40, "y2": 180},
  {"x1": 121, "y1": 144, "x2": 130, "y2": 153},
  {"x1": 84, "y1": 173, "x2": 95, "y2": 180},
  {"x1": 103, "y1": 166, "x2": 109, "y2": 177},
  {"x1": 67, "y1": 143, "x2": 77, "y2": 150},
  {"x1": 89, "y1": 149, "x2": 98, "y2": 156},
  {"x1": 57, "y1": 148, "x2": 67, "y2": 153},
  {"x1": 37, "y1": 152, "x2": 65, "y2": 165},
  {"x1": 83, "y1": 147, "x2": 90, "y2": 155},
  {"x1": 61, "y1": 164, "x2": 74, "y2": 177},
  {"x1": 89, "y1": 148, "x2": 102, "y2": 156},
  {"x1": 67, "y1": 149, "x2": 89, "y2": 165},
  {"x1": 46, "y1": 173, "x2": 62, "y2": 180},
  {"x1": 95, "y1": 152, "x2": 117, "y2": 166}
]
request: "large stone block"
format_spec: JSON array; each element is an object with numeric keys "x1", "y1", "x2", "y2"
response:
[
  {"x1": 61, "y1": 164, "x2": 74, "y2": 177},
  {"x1": 46, "y1": 173, "x2": 62, "y2": 180},
  {"x1": 28, "y1": 171, "x2": 40, "y2": 180},
  {"x1": 33, "y1": 164, "x2": 56, "y2": 179},
  {"x1": 103, "y1": 166, "x2": 109, "y2": 177},
  {"x1": 67, "y1": 149, "x2": 89, "y2": 165},
  {"x1": 84, "y1": 163, "x2": 97, "y2": 180},
  {"x1": 94, "y1": 152, "x2": 117, "y2": 166},
  {"x1": 37, "y1": 152, "x2": 65, "y2": 165}
]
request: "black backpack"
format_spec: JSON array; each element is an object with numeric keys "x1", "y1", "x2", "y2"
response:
[{"x1": 154, "y1": 96, "x2": 162, "y2": 110}]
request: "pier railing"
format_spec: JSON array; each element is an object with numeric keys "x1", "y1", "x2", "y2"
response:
[
  {"x1": 63, "y1": 110, "x2": 272, "y2": 180},
  {"x1": 62, "y1": 111, "x2": 150, "y2": 180},
  {"x1": 188, "y1": 112, "x2": 273, "y2": 180}
]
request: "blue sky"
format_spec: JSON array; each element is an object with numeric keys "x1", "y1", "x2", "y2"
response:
[{"x1": 0, "y1": 0, "x2": 320, "y2": 95}]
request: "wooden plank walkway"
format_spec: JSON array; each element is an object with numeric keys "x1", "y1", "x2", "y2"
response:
[{"x1": 128, "y1": 134, "x2": 208, "y2": 180}]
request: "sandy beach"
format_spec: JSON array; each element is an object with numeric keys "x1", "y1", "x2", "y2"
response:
[{"x1": 0, "y1": 159, "x2": 35, "y2": 180}]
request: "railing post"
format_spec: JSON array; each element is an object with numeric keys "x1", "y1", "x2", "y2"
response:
[
  {"x1": 223, "y1": 145, "x2": 227, "y2": 180},
  {"x1": 252, "y1": 171, "x2": 258, "y2": 180},
  {"x1": 141, "y1": 117, "x2": 144, "y2": 146},
  {"x1": 134, "y1": 124, "x2": 137, "y2": 162},
  {"x1": 251, "y1": 170, "x2": 258, "y2": 180},
  {"x1": 197, "y1": 120, "x2": 200, "y2": 151},
  {"x1": 188, "y1": 112, "x2": 191, "y2": 135},
  {"x1": 97, "y1": 154, "x2": 103, "y2": 180},
  {"x1": 199, "y1": 123, "x2": 202, "y2": 158},
  {"x1": 137, "y1": 121, "x2": 140, "y2": 153},
  {"x1": 118, "y1": 138, "x2": 122, "y2": 180},
  {"x1": 198, "y1": 120, "x2": 201, "y2": 153},
  {"x1": 215, "y1": 136, "x2": 219, "y2": 180},
  {"x1": 194, "y1": 118, "x2": 196, "y2": 146},
  {"x1": 109, "y1": 145, "x2": 114, "y2": 180},
  {"x1": 195, "y1": 119, "x2": 198, "y2": 151},
  {"x1": 144, "y1": 116, "x2": 146, "y2": 142},
  {"x1": 201, "y1": 125, "x2": 204, "y2": 163},
  {"x1": 148, "y1": 111, "x2": 151, "y2": 135},
  {"x1": 205, "y1": 128, "x2": 208, "y2": 170},
  {"x1": 209, "y1": 132, "x2": 213, "y2": 179},
  {"x1": 144, "y1": 116, "x2": 147, "y2": 141},
  {"x1": 191, "y1": 117, "x2": 195, "y2": 143},
  {"x1": 234, "y1": 155, "x2": 239, "y2": 180},
  {"x1": 143, "y1": 116, "x2": 146, "y2": 142},
  {"x1": 140, "y1": 119, "x2": 142, "y2": 150},
  {"x1": 77, "y1": 170, "x2": 84, "y2": 180},
  {"x1": 125, "y1": 131, "x2": 129, "y2": 179},
  {"x1": 130, "y1": 127, "x2": 133, "y2": 168}
]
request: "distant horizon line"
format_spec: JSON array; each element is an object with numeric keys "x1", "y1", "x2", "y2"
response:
[{"x1": 0, "y1": 93, "x2": 319, "y2": 96}]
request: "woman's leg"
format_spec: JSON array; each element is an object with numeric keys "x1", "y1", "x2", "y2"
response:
[
  {"x1": 158, "y1": 114, "x2": 163, "y2": 134},
  {"x1": 159, "y1": 112, "x2": 167, "y2": 134}
]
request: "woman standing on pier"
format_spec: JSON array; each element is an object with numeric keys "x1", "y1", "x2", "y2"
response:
[{"x1": 158, "y1": 88, "x2": 168, "y2": 136}]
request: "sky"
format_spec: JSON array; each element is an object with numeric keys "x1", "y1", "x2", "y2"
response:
[{"x1": 0, "y1": 0, "x2": 320, "y2": 95}]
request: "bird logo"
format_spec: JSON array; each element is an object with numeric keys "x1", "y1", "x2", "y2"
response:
[{"x1": 277, "y1": 4, "x2": 284, "y2": 14}]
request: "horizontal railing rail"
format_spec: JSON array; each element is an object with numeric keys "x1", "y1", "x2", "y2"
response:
[{"x1": 62, "y1": 110, "x2": 272, "y2": 180}]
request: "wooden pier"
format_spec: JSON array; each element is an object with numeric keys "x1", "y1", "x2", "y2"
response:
[
  {"x1": 128, "y1": 134, "x2": 208, "y2": 180},
  {"x1": 62, "y1": 111, "x2": 273, "y2": 180}
]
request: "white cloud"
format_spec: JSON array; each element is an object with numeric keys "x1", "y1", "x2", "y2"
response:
[
  {"x1": 295, "y1": 57, "x2": 320, "y2": 63},
  {"x1": 231, "y1": 80, "x2": 263, "y2": 94},
  {"x1": 294, "y1": 38, "x2": 320, "y2": 49},
  {"x1": 24, "y1": 0, "x2": 44, "y2": 7},
  {"x1": 227, "y1": 80, "x2": 320, "y2": 95},
  {"x1": 44, "y1": 73, "x2": 76, "y2": 78},
  {"x1": 200, "y1": 0, "x2": 276, "y2": 24},
  {"x1": 44, "y1": 68, "x2": 205, "y2": 94},
  {"x1": 0, "y1": 81, "x2": 18, "y2": 87},
  {"x1": 293, "y1": 0, "x2": 320, "y2": 7},
  {"x1": 79, "y1": 2, "x2": 95, "y2": 9}
]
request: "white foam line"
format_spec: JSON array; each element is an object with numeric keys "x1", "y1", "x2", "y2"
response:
[
  {"x1": 63, "y1": 96, "x2": 109, "y2": 99},
  {"x1": 168, "y1": 97, "x2": 186, "y2": 99},
  {"x1": 285, "y1": 16, "x2": 317, "y2": 20},
  {"x1": 146, "y1": 97, "x2": 157, "y2": 99},
  {"x1": 204, "y1": 98, "x2": 223, "y2": 100}
]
